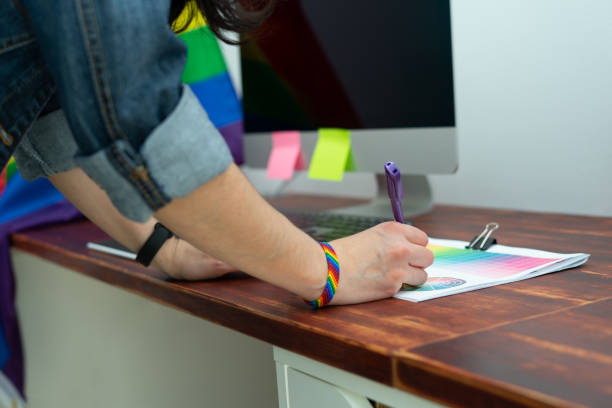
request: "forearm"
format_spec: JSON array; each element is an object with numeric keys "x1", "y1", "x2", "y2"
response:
[
  {"x1": 50, "y1": 167, "x2": 240, "y2": 281},
  {"x1": 49, "y1": 168, "x2": 156, "y2": 253},
  {"x1": 155, "y1": 164, "x2": 328, "y2": 300},
  {"x1": 51, "y1": 165, "x2": 328, "y2": 300}
]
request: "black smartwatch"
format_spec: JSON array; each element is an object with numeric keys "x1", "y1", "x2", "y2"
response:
[{"x1": 136, "y1": 222, "x2": 174, "y2": 267}]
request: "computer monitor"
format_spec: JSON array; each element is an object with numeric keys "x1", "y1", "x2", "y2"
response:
[{"x1": 240, "y1": 0, "x2": 457, "y2": 216}]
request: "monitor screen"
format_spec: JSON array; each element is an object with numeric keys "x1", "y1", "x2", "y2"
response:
[{"x1": 241, "y1": 0, "x2": 455, "y2": 133}]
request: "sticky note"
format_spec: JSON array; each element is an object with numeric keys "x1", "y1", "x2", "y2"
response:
[
  {"x1": 308, "y1": 128, "x2": 355, "y2": 181},
  {"x1": 267, "y1": 131, "x2": 305, "y2": 180}
]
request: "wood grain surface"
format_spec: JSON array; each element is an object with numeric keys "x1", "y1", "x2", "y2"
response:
[{"x1": 10, "y1": 201, "x2": 612, "y2": 407}]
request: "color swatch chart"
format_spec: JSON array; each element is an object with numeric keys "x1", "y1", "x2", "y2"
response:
[{"x1": 428, "y1": 245, "x2": 559, "y2": 279}]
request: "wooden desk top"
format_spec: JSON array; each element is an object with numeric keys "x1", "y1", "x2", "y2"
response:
[{"x1": 11, "y1": 202, "x2": 612, "y2": 407}]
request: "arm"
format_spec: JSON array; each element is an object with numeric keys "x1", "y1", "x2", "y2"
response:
[
  {"x1": 154, "y1": 163, "x2": 432, "y2": 304},
  {"x1": 51, "y1": 164, "x2": 432, "y2": 304},
  {"x1": 49, "y1": 165, "x2": 327, "y2": 297},
  {"x1": 49, "y1": 168, "x2": 237, "y2": 280}
]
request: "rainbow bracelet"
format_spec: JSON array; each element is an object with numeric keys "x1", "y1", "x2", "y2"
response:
[{"x1": 305, "y1": 242, "x2": 340, "y2": 308}]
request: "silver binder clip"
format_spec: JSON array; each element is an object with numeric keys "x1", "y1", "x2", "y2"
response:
[{"x1": 466, "y1": 222, "x2": 499, "y2": 250}]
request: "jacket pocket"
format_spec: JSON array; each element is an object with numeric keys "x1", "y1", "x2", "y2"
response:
[{"x1": 0, "y1": 0, "x2": 34, "y2": 55}]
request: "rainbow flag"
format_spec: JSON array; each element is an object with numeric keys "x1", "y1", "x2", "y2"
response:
[
  {"x1": 0, "y1": 159, "x2": 16, "y2": 371},
  {"x1": 0, "y1": 159, "x2": 66, "y2": 224},
  {"x1": 176, "y1": 8, "x2": 244, "y2": 164},
  {"x1": 0, "y1": 160, "x2": 80, "y2": 397},
  {"x1": 0, "y1": 158, "x2": 15, "y2": 198},
  {"x1": 0, "y1": 320, "x2": 7, "y2": 377}
]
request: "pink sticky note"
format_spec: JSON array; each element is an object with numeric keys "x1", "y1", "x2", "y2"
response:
[{"x1": 267, "y1": 131, "x2": 305, "y2": 180}]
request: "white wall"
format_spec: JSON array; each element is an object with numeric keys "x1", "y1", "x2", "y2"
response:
[
  {"x1": 430, "y1": 0, "x2": 612, "y2": 216},
  {"x1": 220, "y1": 1, "x2": 612, "y2": 216}
]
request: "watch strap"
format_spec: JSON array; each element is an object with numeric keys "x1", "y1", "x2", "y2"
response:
[{"x1": 136, "y1": 222, "x2": 174, "y2": 267}]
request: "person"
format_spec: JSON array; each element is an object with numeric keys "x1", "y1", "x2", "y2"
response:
[{"x1": 0, "y1": 0, "x2": 433, "y2": 306}]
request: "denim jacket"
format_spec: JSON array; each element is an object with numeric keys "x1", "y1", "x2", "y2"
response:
[{"x1": 0, "y1": 0, "x2": 232, "y2": 221}]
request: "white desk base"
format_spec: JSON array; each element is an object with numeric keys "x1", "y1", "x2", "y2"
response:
[
  {"x1": 274, "y1": 348, "x2": 442, "y2": 408},
  {"x1": 13, "y1": 249, "x2": 443, "y2": 408}
]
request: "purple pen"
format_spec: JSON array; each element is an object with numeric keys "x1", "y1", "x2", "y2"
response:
[{"x1": 384, "y1": 161, "x2": 405, "y2": 223}]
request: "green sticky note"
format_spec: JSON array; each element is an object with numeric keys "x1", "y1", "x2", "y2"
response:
[{"x1": 308, "y1": 128, "x2": 356, "y2": 181}]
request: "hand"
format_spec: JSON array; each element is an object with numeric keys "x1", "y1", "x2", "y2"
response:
[
  {"x1": 153, "y1": 237, "x2": 238, "y2": 280},
  {"x1": 328, "y1": 222, "x2": 433, "y2": 305}
]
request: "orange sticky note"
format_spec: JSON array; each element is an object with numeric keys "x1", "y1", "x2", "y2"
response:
[{"x1": 266, "y1": 131, "x2": 305, "y2": 180}]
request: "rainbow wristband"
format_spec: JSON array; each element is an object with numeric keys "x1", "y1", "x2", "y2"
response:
[{"x1": 305, "y1": 242, "x2": 340, "y2": 308}]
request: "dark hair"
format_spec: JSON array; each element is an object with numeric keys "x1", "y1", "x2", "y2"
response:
[{"x1": 169, "y1": 0, "x2": 274, "y2": 44}]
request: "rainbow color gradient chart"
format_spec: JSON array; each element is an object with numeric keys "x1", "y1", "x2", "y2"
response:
[
  {"x1": 396, "y1": 238, "x2": 589, "y2": 302},
  {"x1": 427, "y1": 245, "x2": 559, "y2": 279}
]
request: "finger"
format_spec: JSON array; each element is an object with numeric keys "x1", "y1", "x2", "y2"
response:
[
  {"x1": 213, "y1": 260, "x2": 238, "y2": 273},
  {"x1": 378, "y1": 222, "x2": 428, "y2": 246},
  {"x1": 401, "y1": 266, "x2": 428, "y2": 286},
  {"x1": 401, "y1": 225, "x2": 428, "y2": 246},
  {"x1": 203, "y1": 266, "x2": 231, "y2": 279},
  {"x1": 183, "y1": 242, "x2": 237, "y2": 271},
  {"x1": 406, "y1": 244, "x2": 434, "y2": 268}
]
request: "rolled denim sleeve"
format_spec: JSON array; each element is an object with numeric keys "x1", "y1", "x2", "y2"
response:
[
  {"x1": 13, "y1": 109, "x2": 78, "y2": 180},
  {"x1": 77, "y1": 86, "x2": 233, "y2": 221},
  {"x1": 22, "y1": 0, "x2": 233, "y2": 221}
]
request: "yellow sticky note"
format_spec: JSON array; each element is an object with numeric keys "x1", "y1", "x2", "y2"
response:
[{"x1": 308, "y1": 128, "x2": 356, "y2": 181}]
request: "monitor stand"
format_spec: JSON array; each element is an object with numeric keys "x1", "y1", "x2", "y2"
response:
[{"x1": 327, "y1": 174, "x2": 433, "y2": 220}]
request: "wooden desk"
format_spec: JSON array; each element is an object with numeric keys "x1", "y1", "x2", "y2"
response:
[{"x1": 11, "y1": 203, "x2": 612, "y2": 407}]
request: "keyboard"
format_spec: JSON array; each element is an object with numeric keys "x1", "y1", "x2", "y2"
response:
[{"x1": 282, "y1": 210, "x2": 394, "y2": 242}]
